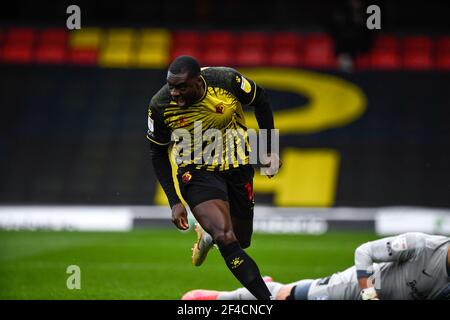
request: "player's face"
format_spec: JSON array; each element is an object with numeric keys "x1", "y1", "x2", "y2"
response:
[{"x1": 167, "y1": 71, "x2": 203, "y2": 107}]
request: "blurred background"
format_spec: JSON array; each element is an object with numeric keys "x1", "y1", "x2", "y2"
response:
[{"x1": 0, "y1": 0, "x2": 449, "y2": 299}]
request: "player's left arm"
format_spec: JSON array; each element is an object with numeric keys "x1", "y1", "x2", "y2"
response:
[
  {"x1": 229, "y1": 71, "x2": 274, "y2": 133},
  {"x1": 230, "y1": 70, "x2": 282, "y2": 177},
  {"x1": 355, "y1": 232, "x2": 427, "y2": 298}
]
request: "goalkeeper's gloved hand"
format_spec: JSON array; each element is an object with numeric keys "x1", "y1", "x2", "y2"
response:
[{"x1": 360, "y1": 287, "x2": 379, "y2": 300}]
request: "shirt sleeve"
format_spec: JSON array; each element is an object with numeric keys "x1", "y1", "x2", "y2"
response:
[
  {"x1": 146, "y1": 105, "x2": 171, "y2": 145},
  {"x1": 354, "y1": 232, "x2": 426, "y2": 279},
  {"x1": 228, "y1": 69, "x2": 258, "y2": 106}
]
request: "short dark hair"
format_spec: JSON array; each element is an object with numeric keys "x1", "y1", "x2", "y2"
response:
[{"x1": 168, "y1": 56, "x2": 201, "y2": 78}]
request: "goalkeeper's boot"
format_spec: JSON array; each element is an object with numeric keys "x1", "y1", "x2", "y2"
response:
[
  {"x1": 181, "y1": 289, "x2": 219, "y2": 300},
  {"x1": 191, "y1": 223, "x2": 214, "y2": 266}
]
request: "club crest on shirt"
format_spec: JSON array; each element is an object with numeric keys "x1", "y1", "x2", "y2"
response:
[
  {"x1": 215, "y1": 103, "x2": 225, "y2": 114},
  {"x1": 182, "y1": 171, "x2": 192, "y2": 184}
]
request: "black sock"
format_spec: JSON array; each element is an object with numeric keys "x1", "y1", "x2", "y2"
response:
[{"x1": 219, "y1": 241, "x2": 272, "y2": 300}]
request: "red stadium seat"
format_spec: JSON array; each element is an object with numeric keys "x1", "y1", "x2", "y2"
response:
[
  {"x1": 172, "y1": 31, "x2": 201, "y2": 48},
  {"x1": 370, "y1": 48, "x2": 400, "y2": 70},
  {"x1": 35, "y1": 44, "x2": 66, "y2": 64},
  {"x1": 401, "y1": 36, "x2": 433, "y2": 70},
  {"x1": 373, "y1": 35, "x2": 399, "y2": 50},
  {"x1": 403, "y1": 50, "x2": 433, "y2": 70},
  {"x1": 436, "y1": 52, "x2": 450, "y2": 70},
  {"x1": 303, "y1": 33, "x2": 336, "y2": 68},
  {"x1": 68, "y1": 49, "x2": 98, "y2": 65},
  {"x1": 304, "y1": 49, "x2": 336, "y2": 68},
  {"x1": 436, "y1": 36, "x2": 450, "y2": 52},
  {"x1": 205, "y1": 31, "x2": 234, "y2": 49},
  {"x1": 6, "y1": 27, "x2": 36, "y2": 44},
  {"x1": 202, "y1": 47, "x2": 234, "y2": 66},
  {"x1": 355, "y1": 53, "x2": 371, "y2": 70},
  {"x1": 237, "y1": 32, "x2": 268, "y2": 50},
  {"x1": 305, "y1": 33, "x2": 333, "y2": 47},
  {"x1": 1, "y1": 43, "x2": 33, "y2": 63},
  {"x1": 271, "y1": 32, "x2": 302, "y2": 50},
  {"x1": 269, "y1": 48, "x2": 301, "y2": 67},
  {"x1": 435, "y1": 37, "x2": 450, "y2": 70},
  {"x1": 403, "y1": 36, "x2": 433, "y2": 52},
  {"x1": 235, "y1": 48, "x2": 267, "y2": 66},
  {"x1": 40, "y1": 28, "x2": 68, "y2": 45}
]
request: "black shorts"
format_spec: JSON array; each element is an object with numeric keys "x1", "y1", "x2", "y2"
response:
[{"x1": 176, "y1": 165, "x2": 255, "y2": 220}]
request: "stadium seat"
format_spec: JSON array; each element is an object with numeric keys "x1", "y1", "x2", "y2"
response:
[
  {"x1": 403, "y1": 36, "x2": 433, "y2": 52},
  {"x1": 106, "y1": 28, "x2": 135, "y2": 47},
  {"x1": 68, "y1": 49, "x2": 98, "y2": 65},
  {"x1": 99, "y1": 29, "x2": 136, "y2": 68},
  {"x1": 35, "y1": 44, "x2": 66, "y2": 64},
  {"x1": 99, "y1": 46, "x2": 133, "y2": 68},
  {"x1": 171, "y1": 31, "x2": 203, "y2": 61},
  {"x1": 269, "y1": 48, "x2": 301, "y2": 67},
  {"x1": 235, "y1": 47, "x2": 267, "y2": 66},
  {"x1": 69, "y1": 28, "x2": 102, "y2": 49},
  {"x1": 172, "y1": 31, "x2": 201, "y2": 48},
  {"x1": 436, "y1": 51, "x2": 450, "y2": 70},
  {"x1": 270, "y1": 33, "x2": 303, "y2": 66},
  {"x1": 237, "y1": 32, "x2": 268, "y2": 50},
  {"x1": 205, "y1": 31, "x2": 234, "y2": 49},
  {"x1": 202, "y1": 47, "x2": 234, "y2": 66},
  {"x1": 6, "y1": 27, "x2": 36, "y2": 44},
  {"x1": 353, "y1": 53, "x2": 367, "y2": 70},
  {"x1": 136, "y1": 45, "x2": 169, "y2": 68},
  {"x1": 135, "y1": 29, "x2": 171, "y2": 68},
  {"x1": 434, "y1": 36, "x2": 450, "y2": 70},
  {"x1": 401, "y1": 36, "x2": 433, "y2": 70},
  {"x1": 303, "y1": 33, "x2": 336, "y2": 68},
  {"x1": 140, "y1": 28, "x2": 171, "y2": 48},
  {"x1": 1, "y1": 43, "x2": 34, "y2": 63},
  {"x1": 403, "y1": 50, "x2": 433, "y2": 70},
  {"x1": 373, "y1": 35, "x2": 399, "y2": 50},
  {"x1": 436, "y1": 36, "x2": 450, "y2": 52},
  {"x1": 40, "y1": 28, "x2": 68, "y2": 45},
  {"x1": 304, "y1": 49, "x2": 336, "y2": 68},
  {"x1": 370, "y1": 48, "x2": 400, "y2": 70},
  {"x1": 271, "y1": 32, "x2": 302, "y2": 50}
]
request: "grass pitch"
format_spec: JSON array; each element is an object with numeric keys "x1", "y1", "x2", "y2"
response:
[{"x1": 0, "y1": 229, "x2": 377, "y2": 299}]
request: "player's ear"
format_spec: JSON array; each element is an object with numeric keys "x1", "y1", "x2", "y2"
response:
[{"x1": 195, "y1": 75, "x2": 202, "y2": 85}]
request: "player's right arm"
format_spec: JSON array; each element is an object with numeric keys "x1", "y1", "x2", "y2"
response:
[{"x1": 147, "y1": 105, "x2": 189, "y2": 230}]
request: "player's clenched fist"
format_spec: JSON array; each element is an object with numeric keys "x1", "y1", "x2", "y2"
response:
[{"x1": 171, "y1": 203, "x2": 189, "y2": 230}]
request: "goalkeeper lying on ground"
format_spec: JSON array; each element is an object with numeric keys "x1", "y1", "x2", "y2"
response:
[{"x1": 182, "y1": 232, "x2": 450, "y2": 300}]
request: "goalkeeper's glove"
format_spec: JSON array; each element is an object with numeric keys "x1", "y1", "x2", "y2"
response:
[{"x1": 360, "y1": 287, "x2": 379, "y2": 300}]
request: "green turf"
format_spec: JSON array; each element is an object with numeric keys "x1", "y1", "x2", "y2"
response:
[{"x1": 0, "y1": 229, "x2": 377, "y2": 299}]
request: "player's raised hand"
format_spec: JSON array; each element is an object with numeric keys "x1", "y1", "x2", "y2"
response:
[
  {"x1": 261, "y1": 153, "x2": 282, "y2": 179},
  {"x1": 171, "y1": 203, "x2": 189, "y2": 230}
]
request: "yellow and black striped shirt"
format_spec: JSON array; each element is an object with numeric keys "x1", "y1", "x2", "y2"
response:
[{"x1": 147, "y1": 67, "x2": 257, "y2": 171}]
